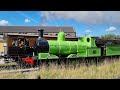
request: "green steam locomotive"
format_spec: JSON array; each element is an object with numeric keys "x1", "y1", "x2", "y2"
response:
[{"x1": 21, "y1": 29, "x2": 120, "y2": 66}]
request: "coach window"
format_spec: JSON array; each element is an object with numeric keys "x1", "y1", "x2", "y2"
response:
[
  {"x1": 18, "y1": 38, "x2": 24, "y2": 47},
  {"x1": 55, "y1": 33, "x2": 58, "y2": 36},
  {"x1": 12, "y1": 38, "x2": 18, "y2": 46},
  {"x1": 44, "y1": 33, "x2": 48, "y2": 36},
  {"x1": 25, "y1": 39, "x2": 29, "y2": 47}
]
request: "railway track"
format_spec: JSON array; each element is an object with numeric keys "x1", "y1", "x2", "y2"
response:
[
  {"x1": 0, "y1": 62, "x2": 19, "y2": 71},
  {"x1": 0, "y1": 61, "x2": 39, "y2": 74},
  {"x1": 0, "y1": 67, "x2": 39, "y2": 74}
]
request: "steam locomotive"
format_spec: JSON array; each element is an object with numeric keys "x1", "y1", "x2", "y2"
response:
[
  {"x1": 2, "y1": 29, "x2": 120, "y2": 67},
  {"x1": 18, "y1": 29, "x2": 120, "y2": 67}
]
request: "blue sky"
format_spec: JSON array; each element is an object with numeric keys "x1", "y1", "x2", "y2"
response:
[{"x1": 0, "y1": 11, "x2": 120, "y2": 37}]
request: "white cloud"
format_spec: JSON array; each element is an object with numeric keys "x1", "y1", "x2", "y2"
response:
[
  {"x1": 85, "y1": 30, "x2": 92, "y2": 33},
  {"x1": 40, "y1": 11, "x2": 120, "y2": 25},
  {"x1": 106, "y1": 26, "x2": 117, "y2": 32},
  {"x1": 0, "y1": 20, "x2": 9, "y2": 25},
  {"x1": 25, "y1": 18, "x2": 31, "y2": 23}
]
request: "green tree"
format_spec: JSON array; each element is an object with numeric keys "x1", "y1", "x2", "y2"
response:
[{"x1": 100, "y1": 34, "x2": 120, "y2": 39}]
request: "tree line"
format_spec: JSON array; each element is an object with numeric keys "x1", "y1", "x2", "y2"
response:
[{"x1": 100, "y1": 34, "x2": 120, "y2": 39}]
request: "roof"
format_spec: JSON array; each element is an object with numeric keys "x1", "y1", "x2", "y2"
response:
[{"x1": 0, "y1": 26, "x2": 75, "y2": 33}]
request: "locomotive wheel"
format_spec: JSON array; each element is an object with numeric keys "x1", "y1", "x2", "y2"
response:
[
  {"x1": 20, "y1": 60, "x2": 27, "y2": 69},
  {"x1": 21, "y1": 61, "x2": 34, "y2": 69},
  {"x1": 25, "y1": 63, "x2": 31, "y2": 68}
]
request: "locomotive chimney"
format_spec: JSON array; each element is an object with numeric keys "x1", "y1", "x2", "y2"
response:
[{"x1": 38, "y1": 29, "x2": 44, "y2": 38}]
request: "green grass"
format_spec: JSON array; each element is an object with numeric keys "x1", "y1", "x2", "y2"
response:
[{"x1": 0, "y1": 59, "x2": 120, "y2": 79}]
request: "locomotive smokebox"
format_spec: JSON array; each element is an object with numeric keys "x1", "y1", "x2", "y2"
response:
[
  {"x1": 34, "y1": 29, "x2": 49, "y2": 54},
  {"x1": 38, "y1": 29, "x2": 44, "y2": 38}
]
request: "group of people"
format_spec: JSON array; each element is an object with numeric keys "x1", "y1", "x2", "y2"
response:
[{"x1": 12, "y1": 38, "x2": 29, "y2": 47}]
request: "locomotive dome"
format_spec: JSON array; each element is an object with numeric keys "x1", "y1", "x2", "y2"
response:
[{"x1": 57, "y1": 31, "x2": 65, "y2": 41}]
